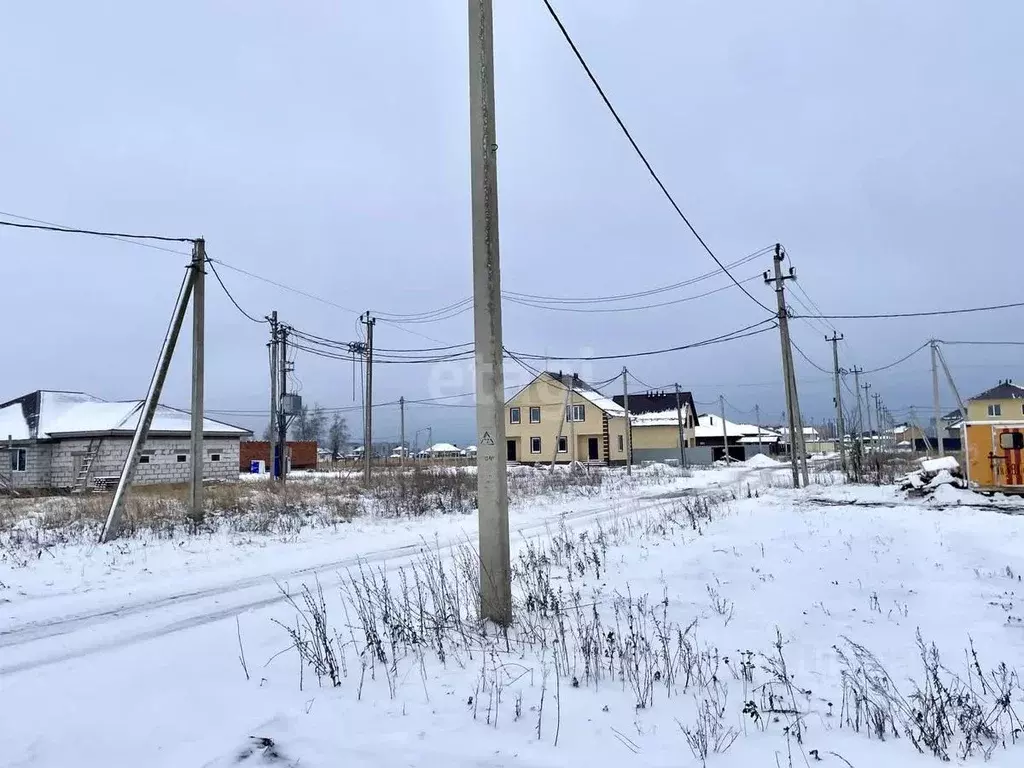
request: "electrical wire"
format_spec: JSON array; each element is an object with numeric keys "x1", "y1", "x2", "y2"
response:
[
  {"x1": 790, "y1": 340, "x2": 832, "y2": 375},
  {"x1": 207, "y1": 258, "x2": 267, "y2": 325},
  {"x1": 0, "y1": 217, "x2": 196, "y2": 243},
  {"x1": 792, "y1": 300, "x2": 1024, "y2": 320},
  {"x1": 539, "y1": 0, "x2": 774, "y2": 315},
  {"x1": 509, "y1": 318, "x2": 778, "y2": 362},
  {"x1": 504, "y1": 247, "x2": 772, "y2": 305},
  {"x1": 505, "y1": 273, "x2": 764, "y2": 314},
  {"x1": 936, "y1": 339, "x2": 1024, "y2": 347},
  {"x1": 861, "y1": 342, "x2": 931, "y2": 374}
]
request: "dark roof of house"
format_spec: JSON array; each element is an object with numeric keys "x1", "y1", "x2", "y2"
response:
[
  {"x1": 969, "y1": 380, "x2": 1024, "y2": 402},
  {"x1": 612, "y1": 390, "x2": 698, "y2": 419},
  {"x1": 943, "y1": 408, "x2": 963, "y2": 422}
]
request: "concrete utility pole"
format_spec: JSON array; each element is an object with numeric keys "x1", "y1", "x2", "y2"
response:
[
  {"x1": 765, "y1": 244, "x2": 808, "y2": 487},
  {"x1": 873, "y1": 393, "x2": 883, "y2": 453},
  {"x1": 911, "y1": 406, "x2": 934, "y2": 454},
  {"x1": 850, "y1": 366, "x2": 864, "y2": 457},
  {"x1": 622, "y1": 367, "x2": 632, "y2": 475},
  {"x1": 189, "y1": 239, "x2": 206, "y2": 520},
  {"x1": 268, "y1": 311, "x2": 279, "y2": 477},
  {"x1": 102, "y1": 255, "x2": 197, "y2": 542},
  {"x1": 862, "y1": 382, "x2": 873, "y2": 452},
  {"x1": 568, "y1": 373, "x2": 578, "y2": 467},
  {"x1": 399, "y1": 396, "x2": 406, "y2": 468},
  {"x1": 719, "y1": 395, "x2": 729, "y2": 462},
  {"x1": 361, "y1": 312, "x2": 376, "y2": 485},
  {"x1": 931, "y1": 340, "x2": 944, "y2": 457},
  {"x1": 827, "y1": 332, "x2": 847, "y2": 471},
  {"x1": 468, "y1": 0, "x2": 511, "y2": 626},
  {"x1": 278, "y1": 325, "x2": 290, "y2": 482},
  {"x1": 674, "y1": 383, "x2": 687, "y2": 469},
  {"x1": 755, "y1": 404, "x2": 763, "y2": 452}
]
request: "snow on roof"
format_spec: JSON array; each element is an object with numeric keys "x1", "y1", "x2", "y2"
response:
[
  {"x1": 630, "y1": 409, "x2": 682, "y2": 427},
  {"x1": 0, "y1": 389, "x2": 249, "y2": 439},
  {"x1": 571, "y1": 387, "x2": 625, "y2": 416},
  {"x1": 738, "y1": 435, "x2": 780, "y2": 444},
  {"x1": 694, "y1": 414, "x2": 767, "y2": 438},
  {"x1": 777, "y1": 426, "x2": 822, "y2": 438},
  {"x1": 428, "y1": 442, "x2": 460, "y2": 453},
  {"x1": 465, "y1": 445, "x2": 478, "y2": 452},
  {"x1": 0, "y1": 403, "x2": 30, "y2": 440},
  {"x1": 543, "y1": 373, "x2": 625, "y2": 416}
]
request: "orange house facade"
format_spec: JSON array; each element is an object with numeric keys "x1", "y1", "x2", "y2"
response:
[{"x1": 964, "y1": 381, "x2": 1024, "y2": 494}]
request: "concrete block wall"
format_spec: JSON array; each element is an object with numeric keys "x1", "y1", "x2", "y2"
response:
[
  {"x1": 48, "y1": 437, "x2": 241, "y2": 488},
  {"x1": 2, "y1": 443, "x2": 52, "y2": 490}
]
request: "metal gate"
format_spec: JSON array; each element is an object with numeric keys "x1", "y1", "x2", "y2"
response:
[{"x1": 998, "y1": 428, "x2": 1024, "y2": 487}]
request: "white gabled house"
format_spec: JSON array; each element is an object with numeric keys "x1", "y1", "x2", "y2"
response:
[{"x1": 1, "y1": 390, "x2": 251, "y2": 492}]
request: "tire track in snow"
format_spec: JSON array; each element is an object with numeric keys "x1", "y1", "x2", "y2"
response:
[{"x1": 0, "y1": 489, "x2": 703, "y2": 675}]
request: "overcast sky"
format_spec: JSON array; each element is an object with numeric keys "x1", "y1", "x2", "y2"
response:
[{"x1": 2, "y1": 1, "x2": 1021, "y2": 445}]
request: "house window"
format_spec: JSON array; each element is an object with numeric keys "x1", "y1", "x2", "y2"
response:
[
  {"x1": 557, "y1": 436, "x2": 568, "y2": 453},
  {"x1": 618, "y1": 434, "x2": 624, "y2": 452},
  {"x1": 138, "y1": 455, "x2": 151, "y2": 465},
  {"x1": 10, "y1": 448, "x2": 26, "y2": 472},
  {"x1": 529, "y1": 406, "x2": 541, "y2": 424},
  {"x1": 176, "y1": 454, "x2": 188, "y2": 463},
  {"x1": 509, "y1": 407, "x2": 521, "y2": 425},
  {"x1": 1000, "y1": 432, "x2": 1024, "y2": 450},
  {"x1": 566, "y1": 404, "x2": 586, "y2": 422},
  {"x1": 210, "y1": 453, "x2": 221, "y2": 462},
  {"x1": 988, "y1": 404, "x2": 1002, "y2": 417},
  {"x1": 530, "y1": 436, "x2": 542, "y2": 454}
]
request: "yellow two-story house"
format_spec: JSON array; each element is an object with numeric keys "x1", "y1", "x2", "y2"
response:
[
  {"x1": 963, "y1": 379, "x2": 1024, "y2": 493},
  {"x1": 504, "y1": 372, "x2": 628, "y2": 465}
]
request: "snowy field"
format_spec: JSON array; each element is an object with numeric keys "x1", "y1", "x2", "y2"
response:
[{"x1": 3, "y1": 461, "x2": 1024, "y2": 767}]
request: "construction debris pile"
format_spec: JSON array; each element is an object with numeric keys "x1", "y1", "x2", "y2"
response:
[{"x1": 898, "y1": 456, "x2": 967, "y2": 496}]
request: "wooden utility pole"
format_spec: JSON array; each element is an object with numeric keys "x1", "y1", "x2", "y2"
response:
[
  {"x1": 850, "y1": 366, "x2": 864, "y2": 457},
  {"x1": 361, "y1": 312, "x2": 376, "y2": 484},
  {"x1": 468, "y1": 0, "x2": 511, "y2": 625},
  {"x1": 827, "y1": 332, "x2": 846, "y2": 470},
  {"x1": 873, "y1": 392, "x2": 883, "y2": 453},
  {"x1": 102, "y1": 254, "x2": 197, "y2": 542},
  {"x1": 189, "y1": 239, "x2": 205, "y2": 520},
  {"x1": 765, "y1": 244, "x2": 808, "y2": 487},
  {"x1": 622, "y1": 367, "x2": 632, "y2": 475},
  {"x1": 674, "y1": 383, "x2": 686, "y2": 469},
  {"x1": 399, "y1": 396, "x2": 406, "y2": 468},
  {"x1": 268, "y1": 311, "x2": 279, "y2": 478}
]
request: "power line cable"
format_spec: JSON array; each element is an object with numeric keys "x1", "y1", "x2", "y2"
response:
[
  {"x1": 509, "y1": 319, "x2": 777, "y2": 362},
  {"x1": 861, "y1": 342, "x2": 931, "y2": 374},
  {"x1": 207, "y1": 258, "x2": 267, "y2": 325},
  {"x1": 790, "y1": 340, "x2": 832, "y2": 374},
  {"x1": 506, "y1": 273, "x2": 764, "y2": 314},
  {"x1": 793, "y1": 300, "x2": 1024, "y2": 320},
  {"x1": 0, "y1": 217, "x2": 196, "y2": 243},
  {"x1": 539, "y1": 0, "x2": 773, "y2": 314}
]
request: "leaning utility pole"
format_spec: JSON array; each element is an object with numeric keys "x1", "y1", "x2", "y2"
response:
[
  {"x1": 278, "y1": 325, "x2": 290, "y2": 482},
  {"x1": 622, "y1": 367, "x2": 632, "y2": 475},
  {"x1": 268, "y1": 311, "x2": 279, "y2": 478},
  {"x1": 719, "y1": 395, "x2": 729, "y2": 462},
  {"x1": 468, "y1": 0, "x2": 512, "y2": 625},
  {"x1": 399, "y1": 396, "x2": 406, "y2": 468},
  {"x1": 189, "y1": 239, "x2": 206, "y2": 520},
  {"x1": 765, "y1": 244, "x2": 808, "y2": 487},
  {"x1": 931, "y1": 340, "x2": 944, "y2": 457},
  {"x1": 827, "y1": 332, "x2": 847, "y2": 470},
  {"x1": 674, "y1": 383, "x2": 687, "y2": 469},
  {"x1": 102, "y1": 254, "x2": 197, "y2": 542}
]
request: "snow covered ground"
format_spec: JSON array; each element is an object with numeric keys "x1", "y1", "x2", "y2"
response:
[{"x1": 3, "y1": 461, "x2": 1024, "y2": 767}]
